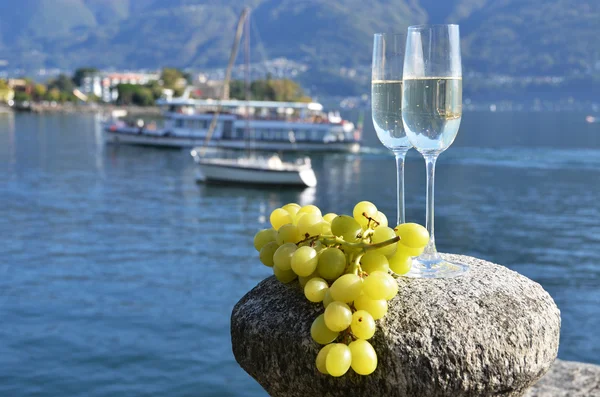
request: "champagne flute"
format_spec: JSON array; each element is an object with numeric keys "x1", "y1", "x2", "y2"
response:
[
  {"x1": 371, "y1": 33, "x2": 412, "y2": 225},
  {"x1": 401, "y1": 24, "x2": 468, "y2": 278}
]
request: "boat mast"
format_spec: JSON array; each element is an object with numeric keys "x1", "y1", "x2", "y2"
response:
[
  {"x1": 199, "y1": 7, "x2": 251, "y2": 156},
  {"x1": 244, "y1": 8, "x2": 251, "y2": 151}
]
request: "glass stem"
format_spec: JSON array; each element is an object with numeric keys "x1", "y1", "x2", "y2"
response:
[
  {"x1": 393, "y1": 148, "x2": 409, "y2": 226},
  {"x1": 422, "y1": 153, "x2": 441, "y2": 262}
]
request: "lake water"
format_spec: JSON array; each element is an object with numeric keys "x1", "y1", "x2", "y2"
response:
[{"x1": 0, "y1": 111, "x2": 599, "y2": 396}]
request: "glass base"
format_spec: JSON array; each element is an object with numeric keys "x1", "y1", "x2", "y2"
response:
[{"x1": 403, "y1": 256, "x2": 469, "y2": 279}]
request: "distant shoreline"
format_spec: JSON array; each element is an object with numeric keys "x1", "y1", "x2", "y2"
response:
[{"x1": 11, "y1": 103, "x2": 162, "y2": 116}]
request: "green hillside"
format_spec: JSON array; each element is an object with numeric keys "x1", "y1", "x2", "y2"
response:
[{"x1": 0, "y1": 0, "x2": 598, "y2": 95}]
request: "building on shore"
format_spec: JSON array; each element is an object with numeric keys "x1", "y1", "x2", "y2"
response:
[
  {"x1": 80, "y1": 72, "x2": 160, "y2": 102},
  {"x1": 77, "y1": 70, "x2": 241, "y2": 103}
]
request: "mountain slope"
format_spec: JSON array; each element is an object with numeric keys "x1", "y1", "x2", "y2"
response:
[{"x1": 0, "y1": 0, "x2": 597, "y2": 79}]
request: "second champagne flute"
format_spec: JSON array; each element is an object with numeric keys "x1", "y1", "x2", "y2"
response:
[
  {"x1": 401, "y1": 24, "x2": 469, "y2": 278},
  {"x1": 371, "y1": 33, "x2": 413, "y2": 226}
]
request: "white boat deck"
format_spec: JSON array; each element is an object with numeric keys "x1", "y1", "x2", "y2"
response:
[{"x1": 193, "y1": 154, "x2": 317, "y2": 187}]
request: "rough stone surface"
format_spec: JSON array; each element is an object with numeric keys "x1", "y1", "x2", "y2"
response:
[
  {"x1": 525, "y1": 360, "x2": 600, "y2": 397},
  {"x1": 231, "y1": 254, "x2": 561, "y2": 397}
]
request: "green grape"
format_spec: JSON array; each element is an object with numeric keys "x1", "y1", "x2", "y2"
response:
[
  {"x1": 270, "y1": 208, "x2": 292, "y2": 230},
  {"x1": 316, "y1": 344, "x2": 335, "y2": 374},
  {"x1": 323, "y1": 290, "x2": 334, "y2": 309},
  {"x1": 273, "y1": 242, "x2": 297, "y2": 271},
  {"x1": 353, "y1": 201, "x2": 378, "y2": 229},
  {"x1": 317, "y1": 247, "x2": 346, "y2": 280},
  {"x1": 324, "y1": 301, "x2": 352, "y2": 332},
  {"x1": 259, "y1": 241, "x2": 279, "y2": 267},
  {"x1": 371, "y1": 226, "x2": 398, "y2": 257},
  {"x1": 282, "y1": 203, "x2": 301, "y2": 220},
  {"x1": 298, "y1": 269, "x2": 320, "y2": 288},
  {"x1": 350, "y1": 310, "x2": 375, "y2": 340},
  {"x1": 297, "y1": 204, "x2": 322, "y2": 218},
  {"x1": 394, "y1": 223, "x2": 429, "y2": 248},
  {"x1": 354, "y1": 294, "x2": 388, "y2": 320},
  {"x1": 384, "y1": 273, "x2": 399, "y2": 300},
  {"x1": 396, "y1": 242, "x2": 424, "y2": 257},
  {"x1": 253, "y1": 228, "x2": 277, "y2": 251},
  {"x1": 360, "y1": 251, "x2": 389, "y2": 274},
  {"x1": 304, "y1": 220, "x2": 329, "y2": 237},
  {"x1": 330, "y1": 274, "x2": 363, "y2": 303},
  {"x1": 291, "y1": 246, "x2": 318, "y2": 277},
  {"x1": 315, "y1": 221, "x2": 332, "y2": 236},
  {"x1": 325, "y1": 343, "x2": 352, "y2": 377},
  {"x1": 374, "y1": 211, "x2": 388, "y2": 228},
  {"x1": 363, "y1": 271, "x2": 396, "y2": 300},
  {"x1": 311, "y1": 314, "x2": 339, "y2": 344},
  {"x1": 330, "y1": 215, "x2": 362, "y2": 242},
  {"x1": 323, "y1": 222, "x2": 333, "y2": 235},
  {"x1": 276, "y1": 224, "x2": 301, "y2": 245},
  {"x1": 323, "y1": 213, "x2": 337, "y2": 224},
  {"x1": 388, "y1": 250, "x2": 412, "y2": 275},
  {"x1": 304, "y1": 277, "x2": 329, "y2": 303},
  {"x1": 273, "y1": 265, "x2": 297, "y2": 283},
  {"x1": 349, "y1": 340, "x2": 377, "y2": 375},
  {"x1": 297, "y1": 212, "x2": 323, "y2": 237}
]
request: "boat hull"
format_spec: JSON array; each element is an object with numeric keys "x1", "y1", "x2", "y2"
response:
[
  {"x1": 196, "y1": 162, "x2": 317, "y2": 187},
  {"x1": 103, "y1": 129, "x2": 360, "y2": 153}
]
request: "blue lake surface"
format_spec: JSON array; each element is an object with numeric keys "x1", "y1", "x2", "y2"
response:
[{"x1": 0, "y1": 111, "x2": 599, "y2": 396}]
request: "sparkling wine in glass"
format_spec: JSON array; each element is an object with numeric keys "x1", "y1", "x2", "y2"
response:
[
  {"x1": 401, "y1": 24, "x2": 468, "y2": 278},
  {"x1": 371, "y1": 33, "x2": 412, "y2": 225}
]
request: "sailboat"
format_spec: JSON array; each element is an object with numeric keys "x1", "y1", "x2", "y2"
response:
[
  {"x1": 586, "y1": 115, "x2": 600, "y2": 123},
  {"x1": 192, "y1": 150, "x2": 317, "y2": 187},
  {"x1": 192, "y1": 8, "x2": 318, "y2": 188}
]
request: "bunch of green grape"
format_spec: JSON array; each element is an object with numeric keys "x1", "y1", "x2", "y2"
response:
[{"x1": 253, "y1": 201, "x2": 429, "y2": 377}]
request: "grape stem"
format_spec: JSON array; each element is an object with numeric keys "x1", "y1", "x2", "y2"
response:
[
  {"x1": 354, "y1": 252, "x2": 364, "y2": 276},
  {"x1": 297, "y1": 234, "x2": 400, "y2": 251},
  {"x1": 361, "y1": 229, "x2": 375, "y2": 241},
  {"x1": 363, "y1": 236, "x2": 400, "y2": 250},
  {"x1": 347, "y1": 252, "x2": 364, "y2": 275},
  {"x1": 336, "y1": 327, "x2": 355, "y2": 345},
  {"x1": 364, "y1": 212, "x2": 380, "y2": 229}
]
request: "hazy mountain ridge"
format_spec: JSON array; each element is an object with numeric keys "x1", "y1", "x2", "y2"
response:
[{"x1": 0, "y1": 0, "x2": 598, "y2": 84}]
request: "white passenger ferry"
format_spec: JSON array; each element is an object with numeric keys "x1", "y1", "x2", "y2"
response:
[{"x1": 103, "y1": 98, "x2": 361, "y2": 152}]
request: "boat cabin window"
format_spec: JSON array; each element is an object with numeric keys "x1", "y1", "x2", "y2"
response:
[
  {"x1": 175, "y1": 119, "x2": 184, "y2": 128},
  {"x1": 223, "y1": 121, "x2": 233, "y2": 137}
]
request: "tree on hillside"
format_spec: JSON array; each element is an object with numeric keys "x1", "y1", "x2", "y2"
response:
[
  {"x1": 230, "y1": 78, "x2": 310, "y2": 102},
  {"x1": 146, "y1": 80, "x2": 164, "y2": 100},
  {"x1": 33, "y1": 84, "x2": 47, "y2": 98},
  {"x1": 45, "y1": 88, "x2": 61, "y2": 102},
  {"x1": 48, "y1": 74, "x2": 75, "y2": 93},
  {"x1": 116, "y1": 84, "x2": 154, "y2": 106},
  {"x1": 250, "y1": 80, "x2": 276, "y2": 100},
  {"x1": 161, "y1": 68, "x2": 185, "y2": 88},
  {"x1": 269, "y1": 79, "x2": 309, "y2": 102},
  {"x1": 14, "y1": 91, "x2": 32, "y2": 102},
  {"x1": 160, "y1": 68, "x2": 187, "y2": 97},
  {"x1": 229, "y1": 80, "x2": 245, "y2": 100}
]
